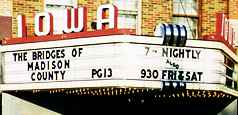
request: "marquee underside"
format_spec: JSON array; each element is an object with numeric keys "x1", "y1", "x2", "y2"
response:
[{"x1": 4, "y1": 87, "x2": 236, "y2": 115}]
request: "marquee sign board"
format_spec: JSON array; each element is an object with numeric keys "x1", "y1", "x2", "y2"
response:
[{"x1": 2, "y1": 42, "x2": 226, "y2": 85}]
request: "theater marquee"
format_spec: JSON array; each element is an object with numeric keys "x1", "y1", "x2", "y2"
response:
[{"x1": 2, "y1": 40, "x2": 226, "y2": 85}]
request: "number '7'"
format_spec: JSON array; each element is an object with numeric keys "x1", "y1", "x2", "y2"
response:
[{"x1": 145, "y1": 47, "x2": 150, "y2": 56}]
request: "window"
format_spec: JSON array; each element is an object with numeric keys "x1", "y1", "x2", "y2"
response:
[
  {"x1": 224, "y1": 56, "x2": 237, "y2": 90},
  {"x1": 44, "y1": 0, "x2": 77, "y2": 34},
  {"x1": 110, "y1": 0, "x2": 139, "y2": 30},
  {"x1": 173, "y1": 0, "x2": 198, "y2": 39},
  {"x1": 44, "y1": 0, "x2": 139, "y2": 33}
]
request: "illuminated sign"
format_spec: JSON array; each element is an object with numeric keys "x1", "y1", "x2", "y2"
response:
[
  {"x1": 17, "y1": 4, "x2": 118, "y2": 37},
  {"x1": 3, "y1": 42, "x2": 226, "y2": 85},
  {"x1": 216, "y1": 13, "x2": 234, "y2": 46},
  {"x1": 203, "y1": 13, "x2": 235, "y2": 52}
]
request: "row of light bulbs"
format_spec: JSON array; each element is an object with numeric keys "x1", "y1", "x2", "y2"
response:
[
  {"x1": 159, "y1": 90, "x2": 232, "y2": 99},
  {"x1": 61, "y1": 87, "x2": 147, "y2": 96},
  {"x1": 30, "y1": 88, "x2": 233, "y2": 99}
]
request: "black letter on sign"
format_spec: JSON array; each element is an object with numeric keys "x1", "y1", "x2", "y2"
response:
[
  {"x1": 72, "y1": 48, "x2": 83, "y2": 57},
  {"x1": 31, "y1": 73, "x2": 35, "y2": 81},
  {"x1": 92, "y1": 69, "x2": 97, "y2": 78},
  {"x1": 162, "y1": 70, "x2": 167, "y2": 79},
  {"x1": 28, "y1": 62, "x2": 34, "y2": 71}
]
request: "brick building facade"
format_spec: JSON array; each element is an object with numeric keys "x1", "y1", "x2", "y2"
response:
[{"x1": 0, "y1": 0, "x2": 238, "y2": 40}]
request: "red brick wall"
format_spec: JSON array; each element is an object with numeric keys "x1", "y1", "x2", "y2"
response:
[
  {"x1": 229, "y1": 0, "x2": 238, "y2": 19},
  {"x1": 12, "y1": 0, "x2": 44, "y2": 38},
  {"x1": 6, "y1": 0, "x2": 238, "y2": 39},
  {"x1": 141, "y1": 0, "x2": 238, "y2": 38},
  {"x1": 200, "y1": 0, "x2": 228, "y2": 37},
  {"x1": 141, "y1": 0, "x2": 172, "y2": 36}
]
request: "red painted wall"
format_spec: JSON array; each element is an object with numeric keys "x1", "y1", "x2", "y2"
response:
[{"x1": 0, "y1": 16, "x2": 12, "y2": 39}]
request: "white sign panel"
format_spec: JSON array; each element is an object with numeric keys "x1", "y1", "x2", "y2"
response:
[{"x1": 3, "y1": 43, "x2": 226, "y2": 84}]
